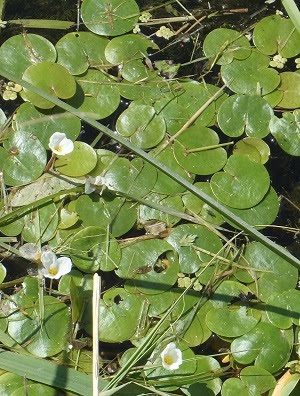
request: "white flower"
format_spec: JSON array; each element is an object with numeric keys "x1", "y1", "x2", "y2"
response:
[
  {"x1": 85, "y1": 175, "x2": 106, "y2": 194},
  {"x1": 41, "y1": 251, "x2": 72, "y2": 279},
  {"x1": 49, "y1": 132, "x2": 74, "y2": 156},
  {"x1": 161, "y1": 342, "x2": 182, "y2": 370}
]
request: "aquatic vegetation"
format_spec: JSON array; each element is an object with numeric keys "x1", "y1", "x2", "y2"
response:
[{"x1": 0, "y1": 0, "x2": 299, "y2": 394}]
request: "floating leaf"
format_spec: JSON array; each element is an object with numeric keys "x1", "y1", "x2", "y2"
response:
[
  {"x1": 210, "y1": 154, "x2": 270, "y2": 209},
  {"x1": 210, "y1": 280, "x2": 252, "y2": 309},
  {"x1": 8, "y1": 173, "x2": 79, "y2": 207},
  {"x1": 154, "y1": 97, "x2": 189, "y2": 135},
  {"x1": 221, "y1": 51, "x2": 280, "y2": 95},
  {"x1": 116, "y1": 239, "x2": 179, "y2": 294},
  {"x1": 173, "y1": 126, "x2": 227, "y2": 175},
  {"x1": 116, "y1": 103, "x2": 166, "y2": 149},
  {"x1": 67, "y1": 69, "x2": 120, "y2": 120},
  {"x1": 138, "y1": 193, "x2": 184, "y2": 227},
  {"x1": 231, "y1": 322, "x2": 291, "y2": 373},
  {"x1": 243, "y1": 242, "x2": 298, "y2": 302},
  {"x1": 152, "y1": 146, "x2": 194, "y2": 194},
  {"x1": 253, "y1": 15, "x2": 300, "y2": 58},
  {"x1": 121, "y1": 59, "x2": 156, "y2": 82},
  {"x1": 105, "y1": 34, "x2": 158, "y2": 64},
  {"x1": 233, "y1": 137, "x2": 270, "y2": 164},
  {"x1": 55, "y1": 141, "x2": 97, "y2": 176},
  {"x1": 217, "y1": 94, "x2": 273, "y2": 138},
  {"x1": 13, "y1": 102, "x2": 81, "y2": 149},
  {"x1": 22, "y1": 202, "x2": 59, "y2": 243},
  {"x1": 181, "y1": 302, "x2": 213, "y2": 347},
  {"x1": 223, "y1": 187, "x2": 279, "y2": 230},
  {"x1": 166, "y1": 224, "x2": 223, "y2": 274},
  {"x1": 8, "y1": 294, "x2": 71, "y2": 358},
  {"x1": 2, "y1": 130, "x2": 47, "y2": 186},
  {"x1": 70, "y1": 226, "x2": 120, "y2": 273},
  {"x1": 206, "y1": 305, "x2": 260, "y2": 337},
  {"x1": 266, "y1": 290, "x2": 300, "y2": 329},
  {"x1": 104, "y1": 157, "x2": 157, "y2": 197},
  {"x1": 277, "y1": 72, "x2": 300, "y2": 109},
  {"x1": 56, "y1": 32, "x2": 109, "y2": 75},
  {"x1": 22, "y1": 62, "x2": 76, "y2": 109},
  {"x1": 81, "y1": 0, "x2": 140, "y2": 37},
  {"x1": 0, "y1": 263, "x2": 6, "y2": 284},
  {"x1": 83, "y1": 288, "x2": 142, "y2": 343},
  {"x1": 269, "y1": 110, "x2": 300, "y2": 156},
  {"x1": 0, "y1": 34, "x2": 56, "y2": 78},
  {"x1": 203, "y1": 28, "x2": 251, "y2": 65},
  {"x1": 182, "y1": 182, "x2": 224, "y2": 226}
]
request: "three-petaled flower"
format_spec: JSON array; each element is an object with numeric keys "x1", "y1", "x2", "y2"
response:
[
  {"x1": 49, "y1": 132, "x2": 74, "y2": 156},
  {"x1": 160, "y1": 342, "x2": 182, "y2": 370},
  {"x1": 41, "y1": 251, "x2": 72, "y2": 279}
]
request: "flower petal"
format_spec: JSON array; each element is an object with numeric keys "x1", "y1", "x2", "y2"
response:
[
  {"x1": 59, "y1": 138, "x2": 74, "y2": 155},
  {"x1": 56, "y1": 257, "x2": 72, "y2": 278},
  {"x1": 41, "y1": 251, "x2": 57, "y2": 270}
]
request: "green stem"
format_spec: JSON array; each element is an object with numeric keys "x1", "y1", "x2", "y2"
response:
[
  {"x1": 281, "y1": 0, "x2": 300, "y2": 33},
  {"x1": 186, "y1": 141, "x2": 234, "y2": 154}
]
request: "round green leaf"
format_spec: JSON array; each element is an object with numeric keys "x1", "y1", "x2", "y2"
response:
[
  {"x1": 173, "y1": 126, "x2": 227, "y2": 175},
  {"x1": 221, "y1": 51, "x2": 280, "y2": 95},
  {"x1": 0, "y1": 202, "x2": 24, "y2": 237},
  {"x1": 206, "y1": 305, "x2": 260, "y2": 337},
  {"x1": 266, "y1": 290, "x2": 300, "y2": 329},
  {"x1": 116, "y1": 239, "x2": 179, "y2": 294},
  {"x1": 8, "y1": 296, "x2": 71, "y2": 357},
  {"x1": 0, "y1": 34, "x2": 56, "y2": 78},
  {"x1": 203, "y1": 28, "x2": 251, "y2": 65},
  {"x1": 104, "y1": 157, "x2": 157, "y2": 197},
  {"x1": 22, "y1": 202, "x2": 59, "y2": 243},
  {"x1": 83, "y1": 288, "x2": 142, "y2": 342},
  {"x1": 138, "y1": 193, "x2": 184, "y2": 228},
  {"x1": 152, "y1": 146, "x2": 195, "y2": 194},
  {"x1": 22, "y1": 62, "x2": 76, "y2": 109},
  {"x1": 154, "y1": 97, "x2": 189, "y2": 135},
  {"x1": 11, "y1": 383, "x2": 63, "y2": 396},
  {"x1": 0, "y1": 373, "x2": 30, "y2": 395},
  {"x1": 210, "y1": 154, "x2": 270, "y2": 209},
  {"x1": 269, "y1": 110, "x2": 300, "y2": 156},
  {"x1": 55, "y1": 141, "x2": 97, "y2": 176},
  {"x1": 166, "y1": 224, "x2": 223, "y2": 274},
  {"x1": 2, "y1": 130, "x2": 47, "y2": 186},
  {"x1": 240, "y1": 366, "x2": 276, "y2": 394},
  {"x1": 223, "y1": 187, "x2": 279, "y2": 230},
  {"x1": 147, "y1": 290, "x2": 175, "y2": 317},
  {"x1": 243, "y1": 242, "x2": 298, "y2": 302},
  {"x1": 210, "y1": 280, "x2": 252, "y2": 308},
  {"x1": 217, "y1": 94, "x2": 273, "y2": 138},
  {"x1": 58, "y1": 269, "x2": 83, "y2": 294},
  {"x1": 116, "y1": 103, "x2": 166, "y2": 149},
  {"x1": 253, "y1": 15, "x2": 300, "y2": 58},
  {"x1": 182, "y1": 301, "x2": 213, "y2": 347},
  {"x1": 231, "y1": 322, "x2": 291, "y2": 373},
  {"x1": 277, "y1": 72, "x2": 300, "y2": 109},
  {"x1": 75, "y1": 193, "x2": 136, "y2": 237},
  {"x1": 56, "y1": 32, "x2": 110, "y2": 75},
  {"x1": 233, "y1": 137, "x2": 270, "y2": 164},
  {"x1": 13, "y1": 102, "x2": 80, "y2": 149},
  {"x1": 174, "y1": 82, "x2": 216, "y2": 126},
  {"x1": 121, "y1": 59, "x2": 156, "y2": 82},
  {"x1": 222, "y1": 378, "x2": 252, "y2": 396},
  {"x1": 182, "y1": 355, "x2": 222, "y2": 395},
  {"x1": 81, "y1": 0, "x2": 139, "y2": 36},
  {"x1": 70, "y1": 226, "x2": 121, "y2": 273},
  {"x1": 182, "y1": 182, "x2": 224, "y2": 226},
  {"x1": 105, "y1": 34, "x2": 158, "y2": 64},
  {"x1": 67, "y1": 69, "x2": 120, "y2": 120}
]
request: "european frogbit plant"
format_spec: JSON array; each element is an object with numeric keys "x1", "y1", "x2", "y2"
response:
[
  {"x1": 49, "y1": 132, "x2": 74, "y2": 156},
  {"x1": 161, "y1": 342, "x2": 183, "y2": 370},
  {"x1": 41, "y1": 251, "x2": 72, "y2": 279}
]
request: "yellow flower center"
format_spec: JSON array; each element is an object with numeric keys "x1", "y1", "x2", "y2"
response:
[
  {"x1": 54, "y1": 145, "x2": 63, "y2": 153},
  {"x1": 164, "y1": 356, "x2": 173, "y2": 365},
  {"x1": 49, "y1": 266, "x2": 58, "y2": 276}
]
